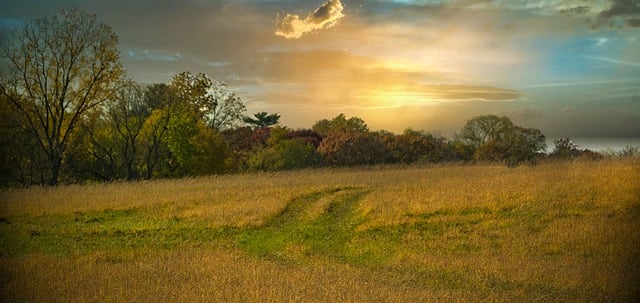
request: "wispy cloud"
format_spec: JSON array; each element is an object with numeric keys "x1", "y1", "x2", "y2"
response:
[
  {"x1": 585, "y1": 55, "x2": 640, "y2": 67},
  {"x1": 125, "y1": 49, "x2": 183, "y2": 62},
  {"x1": 519, "y1": 78, "x2": 638, "y2": 88},
  {"x1": 274, "y1": 0, "x2": 345, "y2": 39}
]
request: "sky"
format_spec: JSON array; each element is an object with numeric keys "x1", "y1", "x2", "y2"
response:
[{"x1": 1, "y1": 0, "x2": 639, "y2": 144}]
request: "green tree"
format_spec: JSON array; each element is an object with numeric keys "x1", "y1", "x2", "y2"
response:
[
  {"x1": 136, "y1": 72, "x2": 236, "y2": 178},
  {"x1": 169, "y1": 72, "x2": 246, "y2": 130},
  {"x1": 139, "y1": 109, "x2": 172, "y2": 179},
  {"x1": 458, "y1": 115, "x2": 546, "y2": 165},
  {"x1": 248, "y1": 127, "x2": 322, "y2": 171},
  {"x1": 163, "y1": 110, "x2": 228, "y2": 176},
  {"x1": 163, "y1": 109, "x2": 200, "y2": 175},
  {"x1": 244, "y1": 112, "x2": 281, "y2": 129},
  {"x1": 188, "y1": 124, "x2": 229, "y2": 175},
  {"x1": 138, "y1": 84, "x2": 175, "y2": 179},
  {"x1": 0, "y1": 9, "x2": 124, "y2": 185},
  {"x1": 459, "y1": 115, "x2": 514, "y2": 149},
  {"x1": 504, "y1": 126, "x2": 546, "y2": 165}
]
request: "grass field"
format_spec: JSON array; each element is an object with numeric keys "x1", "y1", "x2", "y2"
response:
[{"x1": 1, "y1": 160, "x2": 639, "y2": 302}]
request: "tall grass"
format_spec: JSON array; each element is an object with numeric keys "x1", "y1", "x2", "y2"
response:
[{"x1": 1, "y1": 159, "x2": 639, "y2": 302}]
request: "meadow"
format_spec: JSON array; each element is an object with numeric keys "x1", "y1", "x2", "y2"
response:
[{"x1": 1, "y1": 159, "x2": 639, "y2": 302}]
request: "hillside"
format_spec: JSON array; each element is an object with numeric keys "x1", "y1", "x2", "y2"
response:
[{"x1": 1, "y1": 160, "x2": 639, "y2": 302}]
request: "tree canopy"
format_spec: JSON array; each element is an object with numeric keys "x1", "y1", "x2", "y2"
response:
[
  {"x1": 169, "y1": 72, "x2": 246, "y2": 131},
  {"x1": 312, "y1": 113, "x2": 368, "y2": 135},
  {"x1": 458, "y1": 115, "x2": 546, "y2": 165}
]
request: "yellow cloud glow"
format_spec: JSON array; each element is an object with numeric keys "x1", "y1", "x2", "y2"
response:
[
  {"x1": 274, "y1": 0, "x2": 345, "y2": 39},
  {"x1": 256, "y1": 50, "x2": 523, "y2": 110}
]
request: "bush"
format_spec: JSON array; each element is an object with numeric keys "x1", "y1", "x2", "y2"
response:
[
  {"x1": 318, "y1": 132, "x2": 386, "y2": 166},
  {"x1": 248, "y1": 138, "x2": 322, "y2": 171}
]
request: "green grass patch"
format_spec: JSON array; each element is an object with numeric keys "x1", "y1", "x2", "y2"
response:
[
  {"x1": 237, "y1": 187, "x2": 382, "y2": 264},
  {"x1": 0, "y1": 188, "x2": 598, "y2": 262},
  {"x1": 0, "y1": 208, "x2": 233, "y2": 257}
]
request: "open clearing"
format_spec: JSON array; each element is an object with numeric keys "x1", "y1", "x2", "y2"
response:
[{"x1": 1, "y1": 160, "x2": 639, "y2": 302}]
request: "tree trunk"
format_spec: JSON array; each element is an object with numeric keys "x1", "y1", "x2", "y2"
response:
[{"x1": 49, "y1": 153, "x2": 61, "y2": 186}]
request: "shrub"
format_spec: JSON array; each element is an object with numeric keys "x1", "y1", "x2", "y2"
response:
[
  {"x1": 248, "y1": 138, "x2": 322, "y2": 171},
  {"x1": 318, "y1": 132, "x2": 386, "y2": 166}
]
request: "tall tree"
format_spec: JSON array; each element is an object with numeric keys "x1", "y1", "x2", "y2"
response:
[
  {"x1": 138, "y1": 84, "x2": 174, "y2": 179},
  {"x1": 0, "y1": 9, "x2": 124, "y2": 185},
  {"x1": 109, "y1": 81, "x2": 149, "y2": 180},
  {"x1": 169, "y1": 71, "x2": 246, "y2": 130},
  {"x1": 459, "y1": 115, "x2": 513, "y2": 149},
  {"x1": 208, "y1": 81, "x2": 246, "y2": 130}
]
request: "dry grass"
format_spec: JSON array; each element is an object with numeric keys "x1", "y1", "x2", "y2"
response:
[
  {"x1": 1, "y1": 248, "x2": 478, "y2": 302},
  {"x1": 1, "y1": 159, "x2": 639, "y2": 302}
]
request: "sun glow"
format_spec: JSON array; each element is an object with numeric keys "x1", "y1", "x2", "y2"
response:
[{"x1": 361, "y1": 86, "x2": 437, "y2": 109}]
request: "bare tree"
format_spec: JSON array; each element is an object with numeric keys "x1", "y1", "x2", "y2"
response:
[
  {"x1": 109, "y1": 81, "x2": 149, "y2": 180},
  {"x1": 208, "y1": 80, "x2": 246, "y2": 131},
  {"x1": 0, "y1": 9, "x2": 124, "y2": 185}
]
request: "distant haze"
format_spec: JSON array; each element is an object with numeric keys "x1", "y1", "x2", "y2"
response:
[{"x1": 546, "y1": 137, "x2": 640, "y2": 152}]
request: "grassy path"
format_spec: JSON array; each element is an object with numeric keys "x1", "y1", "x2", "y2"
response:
[{"x1": 237, "y1": 187, "x2": 374, "y2": 263}]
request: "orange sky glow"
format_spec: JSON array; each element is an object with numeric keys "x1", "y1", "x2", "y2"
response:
[{"x1": 2, "y1": 0, "x2": 639, "y2": 140}]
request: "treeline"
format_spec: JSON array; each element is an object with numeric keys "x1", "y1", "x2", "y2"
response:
[{"x1": 0, "y1": 9, "x2": 635, "y2": 187}]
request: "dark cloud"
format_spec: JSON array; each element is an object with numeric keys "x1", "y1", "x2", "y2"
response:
[
  {"x1": 275, "y1": 0, "x2": 345, "y2": 39},
  {"x1": 599, "y1": 0, "x2": 640, "y2": 19},
  {"x1": 627, "y1": 17, "x2": 640, "y2": 27},
  {"x1": 596, "y1": 0, "x2": 640, "y2": 28},
  {"x1": 560, "y1": 6, "x2": 591, "y2": 15}
]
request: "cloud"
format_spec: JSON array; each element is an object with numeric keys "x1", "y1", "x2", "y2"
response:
[
  {"x1": 125, "y1": 49, "x2": 183, "y2": 62},
  {"x1": 249, "y1": 50, "x2": 523, "y2": 109},
  {"x1": 584, "y1": 55, "x2": 640, "y2": 67},
  {"x1": 595, "y1": 0, "x2": 640, "y2": 28},
  {"x1": 275, "y1": 0, "x2": 345, "y2": 39},
  {"x1": 418, "y1": 85, "x2": 523, "y2": 102},
  {"x1": 559, "y1": 6, "x2": 591, "y2": 15}
]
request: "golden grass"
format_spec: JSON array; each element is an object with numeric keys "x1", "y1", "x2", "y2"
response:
[
  {"x1": 1, "y1": 159, "x2": 639, "y2": 302},
  {"x1": 1, "y1": 248, "x2": 478, "y2": 302}
]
